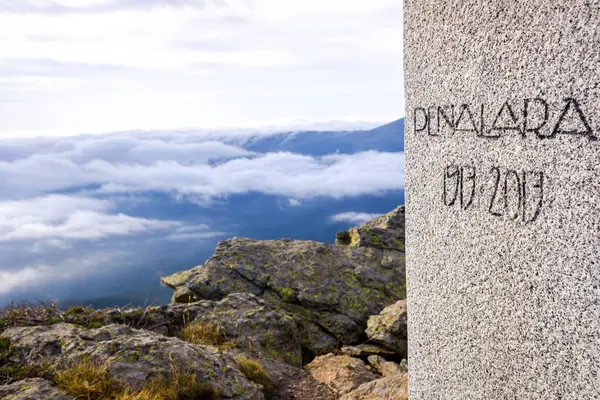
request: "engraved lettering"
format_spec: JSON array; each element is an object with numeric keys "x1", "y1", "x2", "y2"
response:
[
  {"x1": 414, "y1": 97, "x2": 599, "y2": 140},
  {"x1": 455, "y1": 104, "x2": 480, "y2": 134},
  {"x1": 522, "y1": 171, "x2": 544, "y2": 223},
  {"x1": 414, "y1": 107, "x2": 429, "y2": 135},
  {"x1": 443, "y1": 165, "x2": 460, "y2": 206},
  {"x1": 523, "y1": 98, "x2": 549, "y2": 138},
  {"x1": 437, "y1": 105, "x2": 455, "y2": 135},
  {"x1": 461, "y1": 165, "x2": 476, "y2": 210},
  {"x1": 551, "y1": 98, "x2": 596, "y2": 140},
  {"x1": 489, "y1": 167, "x2": 503, "y2": 217},
  {"x1": 488, "y1": 101, "x2": 523, "y2": 138},
  {"x1": 504, "y1": 169, "x2": 522, "y2": 220}
]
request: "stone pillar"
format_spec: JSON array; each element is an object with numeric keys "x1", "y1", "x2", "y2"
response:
[{"x1": 404, "y1": 1, "x2": 600, "y2": 399}]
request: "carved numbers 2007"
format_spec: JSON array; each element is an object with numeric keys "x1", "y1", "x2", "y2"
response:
[{"x1": 443, "y1": 165, "x2": 544, "y2": 223}]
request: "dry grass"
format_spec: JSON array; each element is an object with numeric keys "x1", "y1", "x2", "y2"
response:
[
  {"x1": 54, "y1": 355, "x2": 220, "y2": 400},
  {"x1": 54, "y1": 357, "x2": 127, "y2": 400},
  {"x1": 235, "y1": 356, "x2": 273, "y2": 396},
  {"x1": 116, "y1": 359, "x2": 220, "y2": 400},
  {"x1": 182, "y1": 320, "x2": 235, "y2": 350},
  {"x1": 0, "y1": 301, "x2": 106, "y2": 331},
  {"x1": 0, "y1": 300, "x2": 162, "y2": 332}
]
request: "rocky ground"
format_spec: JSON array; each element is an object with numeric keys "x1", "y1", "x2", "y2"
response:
[{"x1": 0, "y1": 206, "x2": 408, "y2": 400}]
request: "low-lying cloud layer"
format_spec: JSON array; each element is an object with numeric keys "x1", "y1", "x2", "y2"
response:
[
  {"x1": 0, "y1": 135, "x2": 404, "y2": 201},
  {"x1": 0, "y1": 127, "x2": 404, "y2": 302}
]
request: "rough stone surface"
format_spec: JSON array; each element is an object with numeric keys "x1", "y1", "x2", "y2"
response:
[
  {"x1": 339, "y1": 373, "x2": 409, "y2": 400},
  {"x1": 366, "y1": 356, "x2": 405, "y2": 377},
  {"x1": 147, "y1": 293, "x2": 303, "y2": 366},
  {"x1": 1, "y1": 323, "x2": 264, "y2": 399},
  {"x1": 254, "y1": 358, "x2": 337, "y2": 400},
  {"x1": 162, "y1": 206, "x2": 406, "y2": 355},
  {"x1": 340, "y1": 344, "x2": 396, "y2": 358},
  {"x1": 405, "y1": 1, "x2": 600, "y2": 398},
  {"x1": 0, "y1": 378, "x2": 70, "y2": 400},
  {"x1": 365, "y1": 299, "x2": 407, "y2": 357},
  {"x1": 304, "y1": 354, "x2": 379, "y2": 395}
]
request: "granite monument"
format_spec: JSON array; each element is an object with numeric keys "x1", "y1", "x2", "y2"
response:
[{"x1": 405, "y1": 1, "x2": 600, "y2": 399}]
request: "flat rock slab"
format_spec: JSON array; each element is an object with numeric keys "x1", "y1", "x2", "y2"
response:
[{"x1": 162, "y1": 206, "x2": 406, "y2": 355}]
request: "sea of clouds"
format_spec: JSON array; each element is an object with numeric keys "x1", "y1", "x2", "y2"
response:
[{"x1": 0, "y1": 127, "x2": 404, "y2": 303}]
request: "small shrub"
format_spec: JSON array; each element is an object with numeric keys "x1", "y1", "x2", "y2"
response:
[
  {"x1": 182, "y1": 321, "x2": 234, "y2": 350},
  {"x1": 278, "y1": 287, "x2": 294, "y2": 302},
  {"x1": 235, "y1": 356, "x2": 273, "y2": 396},
  {"x1": 0, "y1": 336, "x2": 12, "y2": 367},
  {"x1": 0, "y1": 336, "x2": 9, "y2": 351},
  {"x1": 65, "y1": 306, "x2": 88, "y2": 316}
]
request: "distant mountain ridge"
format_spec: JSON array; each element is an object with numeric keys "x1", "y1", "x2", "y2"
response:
[{"x1": 238, "y1": 119, "x2": 404, "y2": 155}]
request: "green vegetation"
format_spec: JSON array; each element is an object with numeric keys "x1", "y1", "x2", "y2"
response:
[{"x1": 278, "y1": 287, "x2": 294, "y2": 302}]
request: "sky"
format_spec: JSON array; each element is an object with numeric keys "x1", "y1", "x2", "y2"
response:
[
  {"x1": 0, "y1": 0, "x2": 404, "y2": 305},
  {"x1": 0, "y1": 0, "x2": 404, "y2": 138}
]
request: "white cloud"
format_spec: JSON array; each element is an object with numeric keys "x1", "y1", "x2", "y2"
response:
[
  {"x1": 0, "y1": 0, "x2": 403, "y2": 135},
  {"x1": 86, "y1": 150, "x2": 404, "y2": 200},
  {"x1": 0, "y1": 129, "x2": 404, "y2": 201},
  {"x1": 0, "y1": 194, "x2": 182, "y2": 241},
  {"x1": 288, "y1": 199, "x2": 301, "y2": 207},
  {"x1": 0, "y1": 250, "x2": 127, "y2": 296},
  {"x1": 165, "y1": 224, "x2": 228, "y2": 241},
  {"x1": 0, "y1": 266, "x2": 51, "y2": 296},
  {"x1": 329, "y1": 211, "x2": 382, "y2": 225}
]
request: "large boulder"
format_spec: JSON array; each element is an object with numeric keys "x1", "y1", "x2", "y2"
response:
[
  {"x1": 365, "y1": 299, "x2": 408, "y2": 358},
  {"x1": 304, "y1": 354, "x2": 379, "y2": 396},
  {"x1": 1, "y1": 323, "x2": 264, "y2": 399},
  {"x1": 161, "y1": 206, "x2": 406, "y2": 355}
]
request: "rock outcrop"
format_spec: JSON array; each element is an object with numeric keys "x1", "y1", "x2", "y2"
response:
[
  {"x1": 0, "y1": 205, "x2": 409, "y2": 400},
  {"x1": 365, "y1": 299, "x2": 408, "y2": 358},
  {"x1": 128, "y1": 293, "x2": 303, "y2": 367},
  {"x1": 1, "y1": 323, "x2": 264, "y2": 399},
  {"x1": 161, "y1": 206, "x2": 406, "y2": 355}
]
